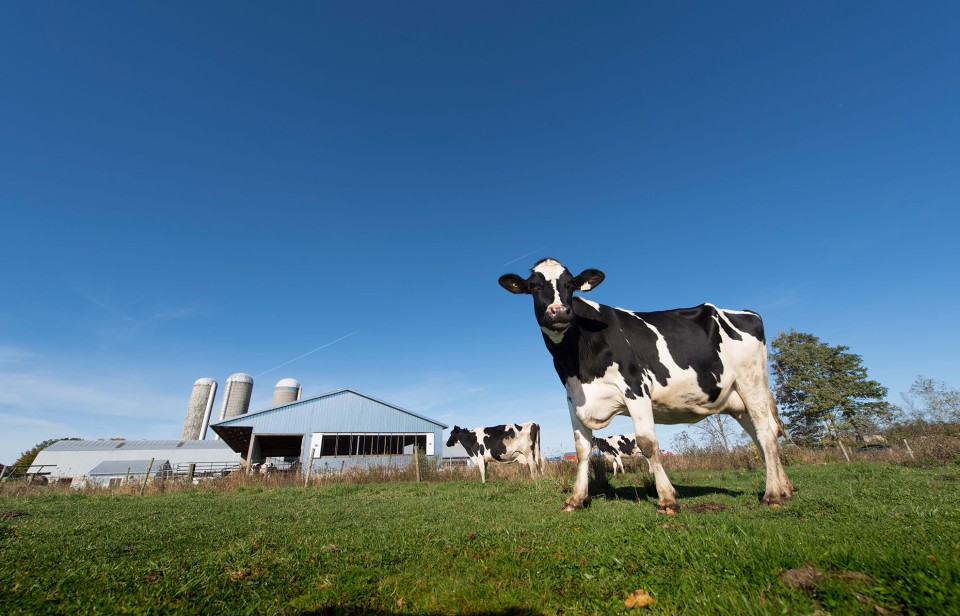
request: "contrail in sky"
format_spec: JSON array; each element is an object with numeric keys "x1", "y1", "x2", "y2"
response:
[
  {"x1": 504, "y1": 246, "x2": 548, "y2": 266},
  {"x1": 256, "y1": 331, "x2": 359, "y2": 378}
]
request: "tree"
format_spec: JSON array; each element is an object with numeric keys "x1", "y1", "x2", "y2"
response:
[
  {"x1": 770, "y1": 330, "x2": 895, "y2": 445},
  {"x1": 11, "y1": 438, "x2": 80, "y2": 469},
  {"x1": 694, "y1": 414, "x2": 741, "y2": 452},
  {"x1": 901, "y1": 376, "x2": 960, "y2": 423}
]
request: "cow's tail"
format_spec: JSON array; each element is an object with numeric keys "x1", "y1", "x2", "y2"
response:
[
  {"x1": 531, "y1": 422, "x2": 544, "y2": 474},
  {"x1": 760, "y1": 338, "x2": 788, "y2": 440},
  {"x1": 769, "y1": 391, "x2": 787, "y2": 439}
]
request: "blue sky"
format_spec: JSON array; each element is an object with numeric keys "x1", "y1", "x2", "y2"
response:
[{"x1": 1, "y1": 2, "x2": 958, "y2": 463}]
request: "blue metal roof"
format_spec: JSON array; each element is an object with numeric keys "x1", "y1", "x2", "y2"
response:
[{"x1": 210, "y1": 388, "x2": 448, "y2": 430}]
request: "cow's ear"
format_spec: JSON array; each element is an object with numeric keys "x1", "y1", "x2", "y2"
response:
[
  {"x1": 498, "y1": 274, "x2": 529, "y2": 294},
  {"x1": 574, "y1": 269, "x2": 605, "y2": 292}
]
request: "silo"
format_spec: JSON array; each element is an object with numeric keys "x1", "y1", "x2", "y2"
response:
[
  {"x1": 180, "y1": 378, "x2": 218, "y2": 441},
  {"x1": 219, "y1": 373, "x2": 254, "y2": 420},
  {"x1": 272, "y1": 378, "x2": 301, "y2": 407}
]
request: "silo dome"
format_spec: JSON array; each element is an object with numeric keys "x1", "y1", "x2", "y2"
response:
[
  {"x1": 219, "y1": 373, "x2": 254, "y2": 420},
  {"x1": 272, "y1": 378, "x2": 302, "y2": 407}
]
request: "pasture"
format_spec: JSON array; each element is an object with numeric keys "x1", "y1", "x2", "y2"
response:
[{"x1": 2, "y1": 462, "x2": 958, "y2": 615}]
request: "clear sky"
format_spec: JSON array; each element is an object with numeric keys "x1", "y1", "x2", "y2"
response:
[{"x1": 2, "y1": 2, "x2": 958, "y2": 463}]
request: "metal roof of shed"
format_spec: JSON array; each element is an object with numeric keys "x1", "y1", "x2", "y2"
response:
[
  {"x1": 42, "y1": 439, "x2": 233, "y2": 452},
  {"x1": 88, "y1": 460, "x2": 171, "y2": 476},
  {"x1": 212, "y1": 388, "x2": 448, "y2": 429}
]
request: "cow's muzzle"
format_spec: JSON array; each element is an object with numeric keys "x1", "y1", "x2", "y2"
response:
[{"x1": 545, "y1": 304, "x2": 572, "y2": 325}]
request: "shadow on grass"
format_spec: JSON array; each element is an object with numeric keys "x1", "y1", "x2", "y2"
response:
[{"x1": 591, "y1": 481, "x2": 744, "y2": 503}]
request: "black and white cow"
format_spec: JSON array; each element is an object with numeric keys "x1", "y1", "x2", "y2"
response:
[
  {"x1": 592, "y1": 434, "x2": 644, "y2": 475},
  {"x1": 446, "y1": 422, "x2": 543, "y2": 483},
  {"x1": 499, "y1": 258, "x2": 793, "y2": 513}
]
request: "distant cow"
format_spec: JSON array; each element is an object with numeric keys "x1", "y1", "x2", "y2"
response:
[
  {"x1": 446, "y1": 422, "x2": 543, "y2": 483},
  {"x1": 592, "y1": 434, "x2": 644, "y2": 475},
  {"x1": 499, "y1": 258, "x2": 793, "y2": 513}
]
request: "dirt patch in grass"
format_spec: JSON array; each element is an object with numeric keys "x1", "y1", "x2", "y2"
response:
[
  {"x1": 1, "y1": 510, "x2": 29, "y2": 520},
  {"x1": 779, "y1": 562, "x2": 872, "y2": 591},
  {"x1": 685, "y1": 502, "x2": 732, "y2": 513}
]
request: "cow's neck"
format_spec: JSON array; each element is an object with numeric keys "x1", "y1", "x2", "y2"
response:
[{"x1": 542, "y1": 322, "x2": 581, "y2": 382}]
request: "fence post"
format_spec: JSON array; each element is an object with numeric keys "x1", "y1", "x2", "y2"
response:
[
  {"x1": 837, "y1": 439, "x2": 851, "y2": 463},
  {"x1": 139, "y1": 458, "x2": 155, "y2": 496},
  {"x1": 187, "y1": 463, "x2": 196, "y2": 483},
  {"x1": 414, "y1": 446, "x2": 421, "y2": 483},
  {"x1": 304, "y1": 453, "x2": 315, "y2": 488},
  {"x1": 903, "y1": 439, "x2": 915, "y2": 460}
]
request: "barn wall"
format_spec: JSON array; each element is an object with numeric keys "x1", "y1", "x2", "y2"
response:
[{"x1": 212, "y1": 389, "x2": 446, "y2": 470}]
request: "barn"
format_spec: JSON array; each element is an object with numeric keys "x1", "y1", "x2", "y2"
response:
[
  {"x1": 29, "y1": 439, "x2": 241, "y2": 487},
  {"x1": 209, "y1": 388, "x2": 448, "y2": 473}
]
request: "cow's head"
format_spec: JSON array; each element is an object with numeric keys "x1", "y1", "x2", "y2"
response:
[
  {"x1": 498, "y1": 258, "x2": 604, "y2": 338},
  {"x1": 446, "y1": 426, "x2": 463, "y2": 448}
]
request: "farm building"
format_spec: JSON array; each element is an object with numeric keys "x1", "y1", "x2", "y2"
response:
[
  {"x1": 29, "y1": 439, "x2": 241, "y2": 487},
  {"x1": 209, "y1": 388, "x2": 448, "y2": 472}
]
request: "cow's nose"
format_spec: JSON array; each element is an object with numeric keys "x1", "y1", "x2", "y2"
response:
[{"x1": 547, "y1": 304, "x2": 571, "y2": 318}]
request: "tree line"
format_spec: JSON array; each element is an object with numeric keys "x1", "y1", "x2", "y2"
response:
[{"x1": 681, "y1": 329, "x2": 959, "y2": 451}]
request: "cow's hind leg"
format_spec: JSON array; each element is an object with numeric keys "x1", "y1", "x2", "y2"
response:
[
  {"x1": 733, "y1": 385, "x2": 793, "y2": 505},
  {"x1": 526, "y1": 451, "x2": 540, "y2": 479},
  {"x1": 628, "y1": 397, "x2": 679, "y2": 514}
]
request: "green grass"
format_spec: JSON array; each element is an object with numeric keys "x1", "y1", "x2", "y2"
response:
[{"x1": 2, "y1": 462, "x2": 959, "y2": 615}]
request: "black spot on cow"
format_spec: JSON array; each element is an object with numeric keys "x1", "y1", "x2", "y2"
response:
[
  {"x1": 615, "y1": 435, "x2": 638, "y2": 456},
  {"x1": 635, "y1": 435, "x2": 656, "y2": 459},
  {"x1": 447, "y1": 426, "x2": 483, "y2": 457},
  {"x1": 483, "y1": 425, "x2": 517, "y2": 461},
  {"x1": 642, "y1": 305, "x2": 726, "y2": 402},
  {"x1": 724, "y1": 310, "x2": 765, "y2": 343},
  {"x1": 716, "y1": 314, "x2": 743, "y2": 341}
]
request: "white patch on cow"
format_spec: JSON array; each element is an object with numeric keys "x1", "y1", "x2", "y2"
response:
[
  {"x1": 565, "y1": 363, "x2": 631, "y2": 430},
  {"x1": 540, "y1": 325, "x2": 567, "y2": 344},
  {"x1": 577, "y1": 298, "x2": 601, "y2": 313},
  {"x1": 533, "y1": 259, "x2": 566, "y2": 280},
  {"x1": 634, "y1": 319, "x2": 746, "y2": 423},
  {"x1": 533, "y1": 259, "x2": 566, "y2": 308}
]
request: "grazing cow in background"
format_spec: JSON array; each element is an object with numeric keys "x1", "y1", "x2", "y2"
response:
[
  {"x1": 499, "y1": 258, "x2": 793, "y2": 513},
  {"x1": 592, "y1": 434, "x2": 644, "y2": 475},
  {"x1": 446, "y1": 422, "x2": 543, "y2": 483}
]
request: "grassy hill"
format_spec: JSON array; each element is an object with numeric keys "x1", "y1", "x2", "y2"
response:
[{"x1": 2, "y1": 462, "x2": 958, "y2": 614}]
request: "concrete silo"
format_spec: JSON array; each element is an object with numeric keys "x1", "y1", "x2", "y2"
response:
[
  {"x1": 219, "y1": 373, "x2": 254, "y2": 420},
  {"x1": 272, "y1": 378, "x2": 301, "y2": 407},
  {"x1": 180, "y1": 378, "x2": 218, "y2": 441}
]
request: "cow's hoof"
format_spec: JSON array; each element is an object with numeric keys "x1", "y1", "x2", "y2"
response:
[
  {"x1": 561, "y1": 497, "x2": 589, "y2": 512},
  {"x1": 656, "y1": 503, "x2": 680, "y2": 515},
  {"x1": 762, "y1": 495, "x2": 783, "y2": 507}
]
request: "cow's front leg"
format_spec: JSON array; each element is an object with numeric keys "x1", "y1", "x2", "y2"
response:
[
  {"x1": 476, "y1": 457, "x2": 487, "y2": 483},
  {"x1": 562, "y1": 413, "x2": 593, "y2": 512},
  {"x1": 628, "y1": 396, "x2": 680, "y2": 514}
]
